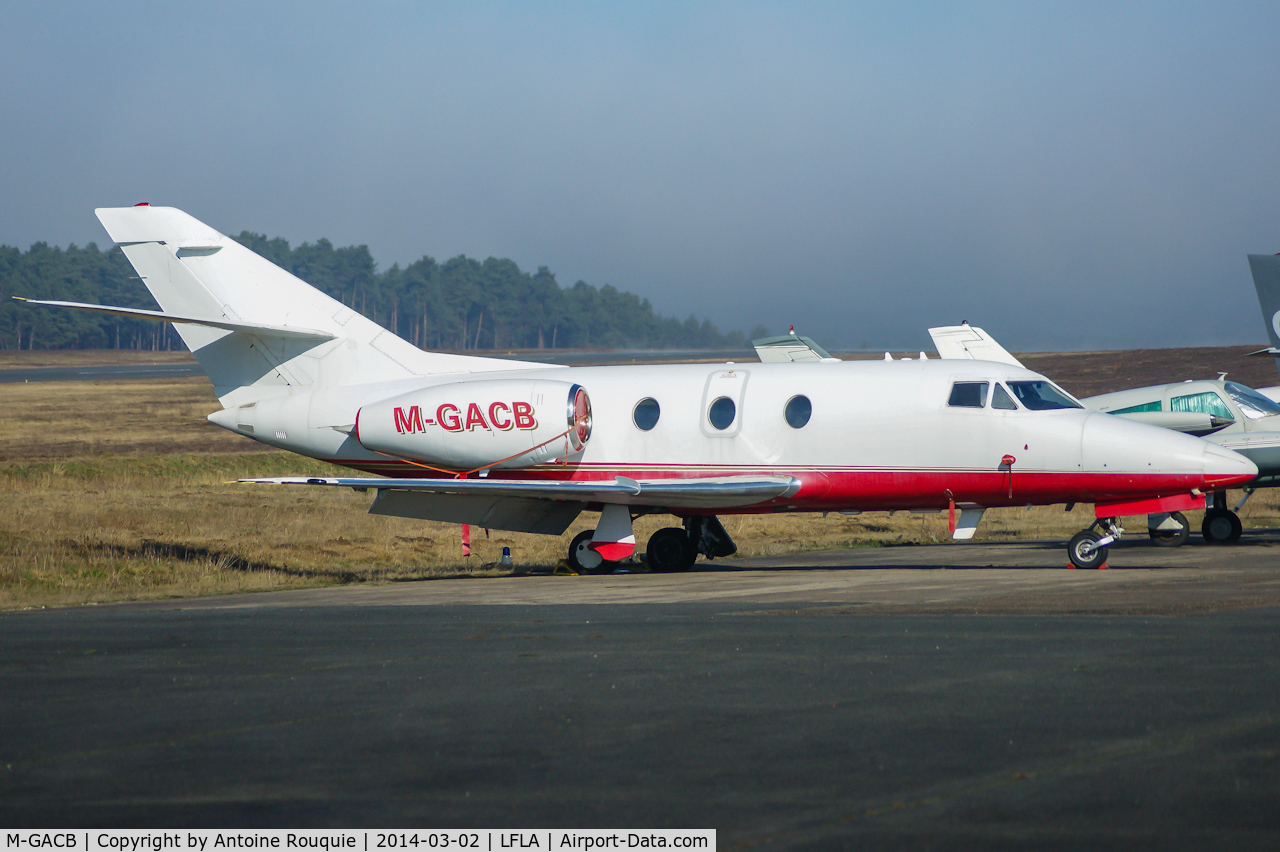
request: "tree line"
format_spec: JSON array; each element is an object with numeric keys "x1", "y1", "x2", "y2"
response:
[{"x1": 0, "y1": 234, "x2": 760, "y2": 351}]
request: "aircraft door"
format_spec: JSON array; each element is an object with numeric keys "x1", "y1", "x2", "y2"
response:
[{"x1": 701, "y1": 369, "x2": 749, "y2": 438}]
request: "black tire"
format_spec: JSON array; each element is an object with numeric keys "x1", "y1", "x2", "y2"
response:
[
  {"x1": 1149, "y1": 512, "x2": 1190, "y2": 547},
  {"x1": 646, "y1": 527, "x2": 697, "y2": 573},
  {"x1": 568, "y1": 529, "x2": 612, "y2": 574},
  {"x1": 1201, "y1": 510, "x2": 1243, "y2": 545},
  {"x1": 1068, "y1": 530, "x2": 1109, "y2": 569}
]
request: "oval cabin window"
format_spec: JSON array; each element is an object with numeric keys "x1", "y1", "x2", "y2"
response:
[
  {"x1": 708, "y1": 396, "x2": 736, "y2": 430},
  {"x1": 784, "y1": 395, "x2": 812, "y2": 428},
  {"x1": 633, "y1": 398, "x2": 661, "y2": 431}
]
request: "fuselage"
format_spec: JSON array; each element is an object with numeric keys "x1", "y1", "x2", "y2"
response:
[{"x1": 218, "y1": 358, "x2": 1257, "y2": 515}]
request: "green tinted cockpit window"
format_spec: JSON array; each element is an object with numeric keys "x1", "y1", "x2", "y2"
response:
[
  {"x1": 1112, "y1": 401, "x2": 1161, "y2": 414},
  {"x1": 1171, "y1": 391, "x2": 1232, "y2": 419},
  {"x1": 1223, "y1": 382, "x2": 1280, "y2": 420}
]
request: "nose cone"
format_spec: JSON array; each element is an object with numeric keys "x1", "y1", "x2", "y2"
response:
[
  {"x1": 1202, "y1": 443, "x2": 1259, "y2": 488},
  {"x1": 1082, "y1": 412, "x2": 1258, "y2": 491},
  {"x1": 1083, "y1": 412, "x2": 1206, "y2": 474}
]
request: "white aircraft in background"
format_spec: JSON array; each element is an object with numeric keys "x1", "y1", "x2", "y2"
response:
[
  {"x1": 930, "y1": 322, "x2": 1280, "y2": 546},
  {"x1": 17, "y1": 206, "x2": 1257, "y2": 571}
]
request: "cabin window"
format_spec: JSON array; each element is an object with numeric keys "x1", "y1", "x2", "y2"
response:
[
  {"x1": 1224, "y1": 382, "x2": 1280, "y2": 420},
  {"x1": 1171, "y1": 391, "x2": 1232, "y2": 419},
  {"x1": 708, "y1": 396, "x2": 736, "y2": 430},
  {"x1": 1112, "y1": 401, "x2": 1161, "y2": 414},
  {"x1": 1007, "y1": 381, "x2": 1082, "y2": 410},
  {"x1": 991, "y1": 384, "x2": 1018, "y2": 410},
  {"x1": 784, "y1": 395, "x2": 812, "y2": 428},
  {"x1": 633, "y1": 398, "x2": 661, "y2": 431},
  {"x1": 948, "y1": 382, "x2": 988, "y2": 408}
]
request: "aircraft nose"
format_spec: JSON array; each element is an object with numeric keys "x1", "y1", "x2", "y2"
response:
[{"x1": 1201, "y1": 443, "x2": 1258, "y2": 488}]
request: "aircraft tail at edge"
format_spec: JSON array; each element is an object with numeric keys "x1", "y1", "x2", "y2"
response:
[{"x1": 1247, "y1": 254, "x2": 1280, "y2": 380}]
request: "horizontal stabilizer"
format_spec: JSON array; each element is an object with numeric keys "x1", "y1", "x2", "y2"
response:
[
  {"x1": 13, "y1": 297, "x2": 336, "y2": 341},
  {"x1": 928, "y1": 324, "x2": 1024, "y2": 368},
  {"x1": 752, "y1": 332, "x2": 838, "y2": 363},
  {"x1": 242, "y1": 474, "x2": 800, "y2": 509}
]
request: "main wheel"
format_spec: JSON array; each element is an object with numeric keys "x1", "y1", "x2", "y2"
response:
[
  {"x1": 568, "y1": 529, "x2": 611, "y2": 574},
  {"x1": 1068, "y1": 530, "x2": 1109, "y2": 569},
  {"x1": 646, "y1": 527, "x2": 697, "y2": 573},
  {"x1": 1149, "y1": 512, "x2": 1190, "y2": 547},
  {"x1": 1201, "y1": 509, "x2": 1243, "y2": 545}
]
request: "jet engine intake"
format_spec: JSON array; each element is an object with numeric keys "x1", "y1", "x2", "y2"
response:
[{"x1": 356, "y1": 380, "x2": 592, "y2": 470}]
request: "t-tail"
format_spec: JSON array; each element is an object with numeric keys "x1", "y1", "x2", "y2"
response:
[{"x1": 17, "y1": 205, "x2": 543, "y2": 407}]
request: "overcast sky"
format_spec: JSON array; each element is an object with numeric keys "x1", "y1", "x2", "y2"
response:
[{"x1": 3, "y1": 1, "x2": 1279, "y2": 350}]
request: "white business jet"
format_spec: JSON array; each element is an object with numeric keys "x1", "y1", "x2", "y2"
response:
[{"x1": 18, "y1": 206, "x2": 1257, "y2": 571}]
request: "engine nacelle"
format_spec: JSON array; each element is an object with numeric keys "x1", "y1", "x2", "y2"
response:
[{"x1": 356, "y1": 379, "x2": 592, "y2": 470}]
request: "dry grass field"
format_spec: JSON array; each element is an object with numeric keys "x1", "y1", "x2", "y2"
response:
[{"x1": 2, "y1": 349, "x2": 1278, "y2": 610}]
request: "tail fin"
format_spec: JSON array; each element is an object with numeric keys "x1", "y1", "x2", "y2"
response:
[
  {"x1": 1247, "y1": 254, "x2": 1280, "y2": 378},
  {"x1": 95, "y1": 206, "x2": 540, "y2": 405},
  {"x1": 927, "y1": 323, "x2": 1025, "y2": 368}
]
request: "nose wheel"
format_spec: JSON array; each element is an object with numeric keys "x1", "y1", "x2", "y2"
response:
[
  {"x1": 1201, "y1": 509, "x2": 1242, "y2": 544},
  {"x1": 1068, "y1": 518, "x2": 1122, "y2": 569},
  {"x1": 1201, "y1": 489, "x2": 1244, "y2": 545}
]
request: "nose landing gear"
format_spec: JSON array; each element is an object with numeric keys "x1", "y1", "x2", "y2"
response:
[
  {"x1": 1201, "y1": 490, "x2": 1243, "y2": 544},
  {"x1": 1068, "y1": 518, "x2": 1123, "y2": 569}
]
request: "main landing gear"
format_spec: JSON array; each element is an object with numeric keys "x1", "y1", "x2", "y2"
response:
[
  {"x1": 1201, "y1": 489, "x2": 1244, "y2": 545},
  {"x1": 1068, "y1": 517, "x2": 1123, "y2": 569},
  {"x1": 647, "y1": 516, "x2": 738, "y2": 573},
  {"x1": 1148, "y1": 512, "x2": 1190, "y2": 547},
  {"x1": 568, "y1": 529, "x2": 613, "y2": 574},
  {"x1": 566, "y1": 515, "x2": 738, "y2": 574}
]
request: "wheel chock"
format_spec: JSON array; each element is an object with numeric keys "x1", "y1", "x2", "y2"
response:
[
  {"x1": 552, "y1": 560, "x2": 579, "y2": 576},
  {"x1": 1097, "y1": 562, "x2": 1109, "y2": 570}
]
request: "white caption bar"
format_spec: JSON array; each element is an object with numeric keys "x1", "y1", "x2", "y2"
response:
[{"x1": 3, "y1": 832, "x2": 715, "y2": 852}]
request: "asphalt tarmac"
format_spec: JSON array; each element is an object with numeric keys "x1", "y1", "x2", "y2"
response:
[{"x1": 4, "y1": 536, "x2": 1280, "y2": 849}]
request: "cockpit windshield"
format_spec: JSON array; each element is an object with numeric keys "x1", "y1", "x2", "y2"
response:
[
  {"x1": 1006, "y1": 381, "x2": 1082, "y2": 411},
  {"x1": 1224, "y1": 381, "x2": 1280, "y2": 420}
]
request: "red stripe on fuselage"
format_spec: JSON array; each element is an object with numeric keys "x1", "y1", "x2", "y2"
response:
[{"x1": 315, "y1": 458, "x2": 1252, "y2": 513}]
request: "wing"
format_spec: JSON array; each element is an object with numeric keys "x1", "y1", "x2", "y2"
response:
[
  {"x1": 241, "y1": 474, "x2": 801, "y2": 535},
  {"x1": 928, "y1": 324, "x2": 1025, "y2": 368},
  {"x1": 243, "y1": 474, "x2": 800, "y2": 509}
]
